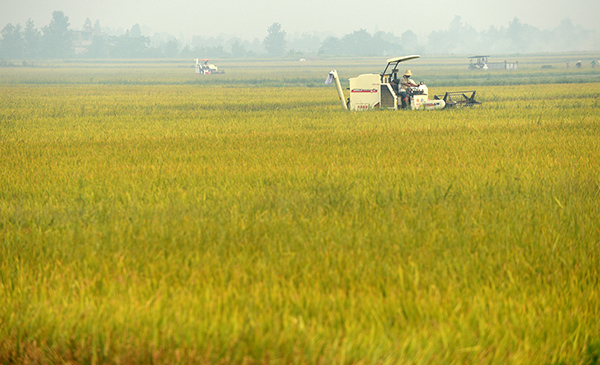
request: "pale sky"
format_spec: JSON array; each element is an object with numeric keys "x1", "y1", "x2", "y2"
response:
[{"x1": 1, "y1": 0, "x2": 597, "y2": 40}]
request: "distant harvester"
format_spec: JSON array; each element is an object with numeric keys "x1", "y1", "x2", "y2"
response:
[
  {"x1": 195, "y1": 59, "x2": 225, "y2": 75},
  {"x1": 469, "y1": 55, "x2": 518, "y2": 70}
]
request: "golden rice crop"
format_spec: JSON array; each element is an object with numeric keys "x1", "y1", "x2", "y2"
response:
[{"x1": 1, "y1": 63, "x2": 599, "y2": 363}]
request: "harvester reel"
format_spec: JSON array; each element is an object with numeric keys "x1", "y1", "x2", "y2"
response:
[{"x1": 434, "y1": 91, "x2": 481, "y2": 108}]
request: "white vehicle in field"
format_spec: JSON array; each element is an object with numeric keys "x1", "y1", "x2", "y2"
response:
[
  {"x1": 195, "y1": 58, "x2": 225, "y2": 74},
  {"x1": 326, "y1": 55, "x2": 480, "y2": 111}
]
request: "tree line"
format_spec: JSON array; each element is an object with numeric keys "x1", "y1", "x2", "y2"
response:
[{"x1": 1, "y1": 11, "x2": 598, "y2": 62}]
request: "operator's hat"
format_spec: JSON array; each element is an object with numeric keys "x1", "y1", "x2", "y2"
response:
[{"x1": 404, "y1": 70, "x2": 412, "y2": 76}]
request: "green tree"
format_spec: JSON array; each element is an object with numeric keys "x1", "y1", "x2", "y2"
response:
[
  {"x1": 130, "y1": 24, "x2": 142, "y2": 38},
  {"x1": 290, "y1": 33, "x2": 321, "y2": 54},
  {"x1": 264, "y1": 22, "x2": 286, "y2": 57},
  {"x1": 231, "y1": 39, "x2": 246, "y2": 58},
  {"x1": 110, "y1": 31, "x2": 149, "y2": 58},
  {"x1": 93, "y1": 20, "x2": 101, "y2": 34},
  {"x1": 341, "y1": 29, "x2": 372, "y2": 55},
  {"x1": 42, "y1": 11, "x2": 72, "y2": 58},
  {"x1": 318, "y1": 36, "x2": 342, "y2": 55},
  {"x1": 161, "y1": 39, "x2": 180, "y2": 58},
  {"x1": 83, "y1": 18, "x2": 92, "y2": 31},
  {"x1": 319, "y1": 30, "x2": 397, "y2": 56},
  {"x1": 87, "y1": 34, "x2": 110, "y2": 58},
  {"x1": 400, "y1": 30, "x2": 419, "y2": 53},
  {"x1": 546, "y1": 18, "x2": 589, "y2": 52},
  {"x1": 23, "y1": 19, "x2": 41, "y2": 59},
  {"x1": 0, "y1": 23, "x2": 23, "y2": 59}
]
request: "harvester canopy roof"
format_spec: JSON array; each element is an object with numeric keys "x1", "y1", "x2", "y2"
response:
[
  {"x1": 386, "y1": 55, "x2": 420, "y2": 64},
  {"x1": 381, "y1": 55, "x2": 421, "y2": 82}
]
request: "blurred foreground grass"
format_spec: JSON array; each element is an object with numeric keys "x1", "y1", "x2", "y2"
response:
[{"x1": 1, "y1": 76, "x2": 600, "y2": 363}]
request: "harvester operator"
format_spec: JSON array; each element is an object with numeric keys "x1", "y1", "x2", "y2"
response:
[{"x1": 399, "y1": 70, "x2": 417, "y2": 108}]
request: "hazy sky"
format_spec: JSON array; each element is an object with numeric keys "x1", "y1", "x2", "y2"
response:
[{"x1": 1, "y1": 0, "x2": 597, "y2": 40}]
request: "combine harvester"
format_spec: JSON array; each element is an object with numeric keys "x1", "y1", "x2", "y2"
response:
[
  {"x1": 195, "y1": 58, "x2": 225, "y2": 75},
  {"x1": 326, "y1": 55, "x2": 480, "y2": 111}
]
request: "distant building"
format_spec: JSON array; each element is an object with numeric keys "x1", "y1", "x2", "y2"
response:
[{"x1": 72, "y1": 30, "x2": 93, "y2": 54}]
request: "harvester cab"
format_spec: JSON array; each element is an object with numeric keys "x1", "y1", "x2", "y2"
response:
[{"x1": 326, "y1": 55, "x2": 480, "y2": 111}]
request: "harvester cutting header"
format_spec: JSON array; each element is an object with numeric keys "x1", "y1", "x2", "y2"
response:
[{"x1": 326, "y1": 55, "x2": 480, "y2": 111}]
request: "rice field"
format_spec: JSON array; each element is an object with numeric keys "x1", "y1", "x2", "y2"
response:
[{"x1": 1, "y1": 54, "x2": 600, "y2": 363}]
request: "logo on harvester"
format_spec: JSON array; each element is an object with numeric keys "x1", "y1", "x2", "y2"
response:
[{"x1": 351, "y1": 88, "x2": 378, "y2": 93}]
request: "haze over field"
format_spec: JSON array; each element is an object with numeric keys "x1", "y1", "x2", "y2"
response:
[{"x1": 1, "y1": 0, "x2": 598, "y2": 40}]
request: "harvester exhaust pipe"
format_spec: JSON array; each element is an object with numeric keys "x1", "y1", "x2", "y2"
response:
[{"x1": 325, "y1": 70, "x2": 348, "y2": 110}]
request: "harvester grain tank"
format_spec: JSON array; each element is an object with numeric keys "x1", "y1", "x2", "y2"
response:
[{"x1": 326, "y1": 55, "x2": 480, "y2": 111}]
